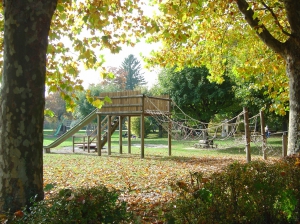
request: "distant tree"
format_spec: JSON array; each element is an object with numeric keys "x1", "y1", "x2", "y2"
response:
[
  {"x1": 233, "y1": 78, "x2": 289, "y2": 132},
  {"x1": 101, "y1": 66, "x2": 127, "y2": 90},
  {"x1": 44, "y1": 92, "x2": 73, "y2": 130},
  {"x1": 143, "y1": 0, "x2": 299, "y2": 154},
  {"x1": 158, "y1": 66, "x2": 238, "y2": 123},
  {"x1": 148, "y1": 83, "x2": 164, "y2": 97},
  {"x1": 74, "y1": 84, "x2": 120, "y2": 119},
  {"x1": 121, "y1": 54, "x2": 147, "y2": 90},
  {"x1": 130, "y1": 117, "x2": 152, "y2": 138},
  {"x1": 45, "y1": 92, "x2": 71, "y2": 122}
]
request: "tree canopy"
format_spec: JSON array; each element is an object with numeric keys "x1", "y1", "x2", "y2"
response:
[
  {"x1": 143, "y1": 0, "x2": 300, "y2": 154},
  {"x1": 100, "y1": 54, "x2": 147, "y2": 90},
  {"x1": 45, "y1": 92, "x2": 71, "y2": 121},
  {"x1": 145, "y1": 0, "x2": 289, "y2": 114},
  {"x1": 74, "y1": 83, "x2": 120, "y2": 119},
  {"x1": 121, "y1": 54, "x2": 147, "y2": 90},
  {"x1": 1, "y1": 0, "x2": 300, "y2": 213},
  {"x1": 158, "y1": 66, "x2": 237, "y2": 122}
]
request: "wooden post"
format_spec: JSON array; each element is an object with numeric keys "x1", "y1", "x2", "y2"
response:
[
  {"x1": 87, "y1": 136, "x2": 90, "y2": 153},
  {"x1": 108, "y1": 115, "x2": 112, "y2": 155},
  {"x1": 72, "y1": 136, "x2": 75, "y2": 153},
  {"x1": 119, "y1": 116, "x2": 122, "y2": 154},
  {"x1": 83, "y1": 136, "x2": 85, "y2": 152},
  {"x1": 141, "y1": 95, "x2": 145, "y2": 159},
  {"x1": 97, "y1": 113, "x2": 101, "y2": 156},
  {"x1": 244, "y1": 107, "x2": 251, "y2": 163},
  {"x1": 168, "y1": 99, "x2": 172, "y2": 156},
  {"x1": 282, "y1": 132, "x2": 288, "y2": 157},
  {"x1": 260, "y1": 110, "x2": 267, "y2": 160},
  {"x1": 168, "y1": 118, "x2": 172, "y2": 156},
  {"x1": 128, "y1": 116, "x2": 131, "y2": 154}
]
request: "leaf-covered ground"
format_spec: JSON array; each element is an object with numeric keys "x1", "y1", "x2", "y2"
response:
[{"x1": 44, "y1": 148, "x2": 247, "y2": 222}]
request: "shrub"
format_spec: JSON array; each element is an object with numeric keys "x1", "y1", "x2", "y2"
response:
[
  {"x1": 10, "y1": 185, "x2": 133, "y2": 224},
  {"x1": 129, "y1": 117, "x2": 152, "y2": 137},
  {"x1": 164, "y1": 156, "x2": 300, "y2": 224}
]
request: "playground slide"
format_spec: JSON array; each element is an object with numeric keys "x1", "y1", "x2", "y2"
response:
[
  {"x1": 53, "y1": 123, "x2": 67, "y2": 137},
  {"x1": 44, "y1": 109, "x2": 98, "y2": 150},
  {"x1": 53, "y1": 123, "x2": 63, "y2": 136}
]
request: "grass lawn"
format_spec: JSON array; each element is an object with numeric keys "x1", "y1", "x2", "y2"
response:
[{"x1": 43, "y1": 130, "x2": 284, "y2": 221}]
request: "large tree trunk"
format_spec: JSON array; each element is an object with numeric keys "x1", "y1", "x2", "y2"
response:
[
  {"x1": 236, "y1": 0, "x2": 300, "y2": 155},
  {"x1": 286, "y1": 41, "x2": 300, "y2": 155},
  {"x1": 0, "y1": 0, "x2": 57, "y2": 212}
]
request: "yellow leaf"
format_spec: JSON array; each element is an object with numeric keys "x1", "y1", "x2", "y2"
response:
[
  {"x1": 257, "y1": 27, "x2": 263, "y2": 34},
  {"x1": 92, "y1": 99, "x2": 103, "y2": 108}
]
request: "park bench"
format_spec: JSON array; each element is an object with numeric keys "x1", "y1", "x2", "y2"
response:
[
  {"x1": 194, "y1": 138, "x2": 217, "y2": 149},
  {"x1": 122, "y1": 132, "x2": 137, "y2": 139}
]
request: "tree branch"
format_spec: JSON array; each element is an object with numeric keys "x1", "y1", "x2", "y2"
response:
[
  {"x1": 235, "y1": 0, "x2": 286, "y2": 57},
  {"x1": 283, "y1": 0, "x2": 300, "y2": 38},
  {"x1": 260, "y1": 0, "x2": 291, "y2": 37}
]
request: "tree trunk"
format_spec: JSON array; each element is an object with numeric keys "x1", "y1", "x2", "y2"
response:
[
  {"x1": 0, "y1": 0, "x2": 57, "y2": 212},
  {"x1": 235, "y1": 0, "x2": 300, "y2": 155},
  {"x1": 286, "y1": 45, "x2": 300, "y2": 155}
]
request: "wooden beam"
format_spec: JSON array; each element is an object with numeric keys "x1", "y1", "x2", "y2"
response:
[
  {"x1": 119, "y1": 116, "x2": 122, "y2": 154},
  {"x1": 244, "y1": 107, "x2": 251, "y2": 163},
  {"x1": 108, "y1": 116, "x2": 112, "y2": 155},
  {"x1": 141, "y1": 96, "x2": 145, "y2": 159},
  {"x1": 97, "y1": 114, "x2": 101, "y2": 156},
  {"x1": 101, "y1": 104, "x2": 142, "y2": 108},
  {"x1": 168, "y1": 98, "x2": 172, "y2": 156},
  {"x1": 260, "y1": 110, "x2": 267, "y2": 160},
  {"x1": 128, "y1": 116, "x2": 131, "y2": 154}
]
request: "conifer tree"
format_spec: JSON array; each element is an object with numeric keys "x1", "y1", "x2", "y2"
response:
[{"x1": 121, "y1": 54, "x2": 147, "y2": 90}]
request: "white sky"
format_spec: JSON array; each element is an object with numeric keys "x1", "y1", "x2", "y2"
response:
[
  {"x1": 79, "y1": 41, "x2": 161, "y2": 89},
  {"x1": 76, "y1": 1, "x2": 161, "y2": 89}
]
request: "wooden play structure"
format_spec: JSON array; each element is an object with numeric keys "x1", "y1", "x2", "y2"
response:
[
  {"x1": 96, "y1": 90, "x2": 171, "y2": 158},
  {"x1": 44, "y1": 90, "x2": 171, "y2": 158}
]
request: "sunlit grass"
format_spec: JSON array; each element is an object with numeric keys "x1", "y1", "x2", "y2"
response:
[{"x1": 43, "y1": 130, "x2": 285, "y2": 220}]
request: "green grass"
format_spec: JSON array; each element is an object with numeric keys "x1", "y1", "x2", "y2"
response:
[
  {"x1": 44, "y1": 129, "x2": 284, "y2": 159},
  {"x1": 42, "y1": 130, "x2": 286, "y2": 221},
  {"x1": 43, "y1": 129, "x2": 87, "y2": 148}
]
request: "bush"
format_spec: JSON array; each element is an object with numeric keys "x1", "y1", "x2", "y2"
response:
[
  {"x1": 129, "y1": 117, "x2": 152, "y2": 137},
  {"x1": 164, "y1": 156, "x2": 300, "y2": 224},
  {"x1": 10, "y1": 186, "x2": 133, "y2": 224}
]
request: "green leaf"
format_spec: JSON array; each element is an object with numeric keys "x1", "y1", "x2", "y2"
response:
[
  {"x1": 104, "y1": 96, "x2": 112, "y2": 104},
  {"x1": 83, "y1": 15, "x2": 89, "y2": 23},
  {"x1": 252, "y1": 11, "x2": 258, "y2": 20},
  {"x1": 44, "y1": 183, "x2": 55, "y2": 191},
  {"x1": 44, "y1": 109, "x2": 55, "y2": 117},
  {"x1": 57, "y1": 4, "x2": 64, "y2": 13}
]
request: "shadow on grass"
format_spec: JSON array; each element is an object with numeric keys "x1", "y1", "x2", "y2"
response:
[
  {"x1": 47, "y1": 134, "x2": 284, "y2": 162},
  {"x1": 47, "y1": 147, "x2": 246, "y2": 166}
]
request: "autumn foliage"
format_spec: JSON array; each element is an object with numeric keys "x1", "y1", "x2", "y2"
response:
[
  {"x1": 6, "y1": 186, "x2": 132, "y2": 224},
  {"x1": 2, "y1": 155, "x2": 300, "y2": 223},
  {"x1": 165, "y1": 156, "x2": 300, "y2": 223}
]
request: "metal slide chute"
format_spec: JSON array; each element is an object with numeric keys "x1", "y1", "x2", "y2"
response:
[{"x1": 44, "y1": 109, "x2": 98, "y2": 151}]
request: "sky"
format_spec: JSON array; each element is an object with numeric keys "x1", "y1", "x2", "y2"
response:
[
  {"x1": 79, "y1": 41, "x2": 161, "y2": 89},
  {"x1": 76, "y1": 1, "x2": 161, "y2": 89}
]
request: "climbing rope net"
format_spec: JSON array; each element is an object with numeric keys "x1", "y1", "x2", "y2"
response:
[{"x1": 145, "y1": 96, "x2": 283, "y2": 158}]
